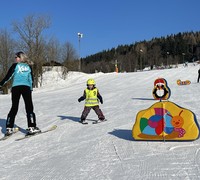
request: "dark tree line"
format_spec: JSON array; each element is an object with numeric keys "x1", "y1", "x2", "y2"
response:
[{"x1": 81, "y1": 31, "x2": 200, "y2": 73}]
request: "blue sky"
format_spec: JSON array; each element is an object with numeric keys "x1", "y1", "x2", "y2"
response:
[{"x1": 0, "y1": 0, "x2": 200, "y2": 58}]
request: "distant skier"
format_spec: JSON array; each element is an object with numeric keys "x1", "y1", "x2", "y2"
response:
[
  {"x1": 197, "y1": 68, "x2": 200, "y2": 83},
  {"x1": 0, "y1": 51, "x2": 41, "y2": 136},
  {"x1": 78, "y1": 79, "x2": 105, "y2": 124}
]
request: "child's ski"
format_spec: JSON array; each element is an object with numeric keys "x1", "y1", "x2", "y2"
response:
[
  {"x1": 0, "y1": 127, "x2": 19, "y2": 141},
  {"x1": 92, "y1": 119, "x2": 107, "y2": 124},
  {"x1": 78, "y1": 119, "x2": 107, "y2": 125},
  {"x1": 79, "y1": 121, "x2": 88, "y2": 125},
  {"x1": 15, "y1": 125, "x2": 57, "y2": 141}
]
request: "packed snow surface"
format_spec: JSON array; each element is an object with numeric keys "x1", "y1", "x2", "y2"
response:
[{"x1": 1, "y1": 63, "x2": 200, "y2": 180}]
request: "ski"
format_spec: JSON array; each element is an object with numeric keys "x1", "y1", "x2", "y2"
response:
[
  {"x1": 0, "y1": 127, "x2": 19, "y2": 141},
  {"x1": 78, "y1": 119, "x2": 107, "y2": 125},
  {"x1": 15, "y1": 125, "x2": 57, "y2": 141},
  {"x1": 79, "y1": 121, "x2": 88, "y2": 125},
  {"x1": 92, "y1": 119, "x2": 107, "y2": 124}
]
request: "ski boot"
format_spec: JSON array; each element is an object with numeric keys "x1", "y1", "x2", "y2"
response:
[
  {"x1": 27, "y1": 127, "x2": 41, "y2": 135},
  {"x1": 5, "y1": 128, "x2": 13, "y2": 136},
  {"x1": 80, "y1": 119, "x2": 88, "y2": 124}
]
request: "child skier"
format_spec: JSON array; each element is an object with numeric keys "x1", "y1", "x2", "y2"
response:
[{"x1": 78, "y1": 79, "x2": 105, "y2": 124}]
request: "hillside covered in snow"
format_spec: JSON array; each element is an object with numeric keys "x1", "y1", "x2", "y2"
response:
[{"x1": 1, "y1": 63, "x2": 200, "y2": 179}]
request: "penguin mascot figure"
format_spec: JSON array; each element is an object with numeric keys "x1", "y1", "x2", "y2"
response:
[{"x1": 152, "y1": 78, "x2": 171, "y2": 100}]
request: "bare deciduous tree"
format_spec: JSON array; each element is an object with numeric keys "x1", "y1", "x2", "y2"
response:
[
  {"x1": 61, "y1": 42, "x2": 78, "y2": 71},
  {"x1": 0, "y1": 29, "x2": 15, "y2": 94},
  {"x1": 12, "y1": 14, "x2": 51, "y2": 87},
  {"x1": 46, "y1": 37, "x2": 61, "y2": 63}
]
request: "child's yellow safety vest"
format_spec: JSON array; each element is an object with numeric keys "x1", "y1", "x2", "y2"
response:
[{"x1": 85, "y1": 88, "x2": 99, "y2": 107}]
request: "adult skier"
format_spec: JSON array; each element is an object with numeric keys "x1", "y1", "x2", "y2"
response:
[
  {"x1": 197, "y1": 68, "x2": 200, "y2": 83},
  {"x1": 0, "y1": 51, "x2": 41, "y2": 136}
]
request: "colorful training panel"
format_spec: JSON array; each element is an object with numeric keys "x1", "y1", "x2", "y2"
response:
[
  {"x1": 132, "y1": 101, "x2": 199, "y2": 141},
  {"x1": 152, "y1": 78, "x2": 171, "y2": 100}
]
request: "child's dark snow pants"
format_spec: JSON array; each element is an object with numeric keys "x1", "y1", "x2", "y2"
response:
[{"x1": 81, "y1": 105, "x2": 105, "y2": 121}]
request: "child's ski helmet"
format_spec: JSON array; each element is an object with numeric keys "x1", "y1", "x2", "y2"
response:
[{"x1": 87, "y1": 79, "x2": 95, "y2": 85}]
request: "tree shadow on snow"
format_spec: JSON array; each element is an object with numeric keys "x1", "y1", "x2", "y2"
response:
[
  {"x1": 0, "y1": 118, "x2": 27, "y2": 134},
  {"x1": 132, "y1": 97, "x2": 155, "y2": 101},
  {"x1": 109, "y1": 129, "x2": 134, "y2": 141}
]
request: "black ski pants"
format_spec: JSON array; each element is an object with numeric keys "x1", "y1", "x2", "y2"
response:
[{"x1": 6, "y1": 85, "x2": 36, "y2": 128}]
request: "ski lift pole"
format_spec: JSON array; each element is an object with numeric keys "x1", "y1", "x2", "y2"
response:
[{"x1": 78, "y1": 32, "x2": 83, "y2": 71}]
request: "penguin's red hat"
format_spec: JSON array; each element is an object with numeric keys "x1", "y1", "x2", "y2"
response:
[{"x1": 154, "y1": 78, "x2": 165, "y2": 86}]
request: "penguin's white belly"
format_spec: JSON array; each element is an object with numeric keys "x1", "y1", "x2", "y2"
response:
[{"x1": 156, "y1": 89, "x2": 164, "y2": 97}]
